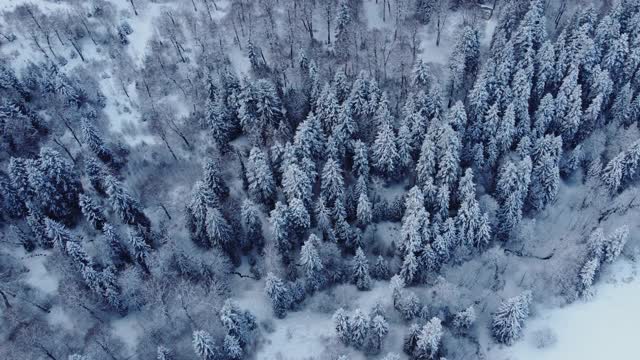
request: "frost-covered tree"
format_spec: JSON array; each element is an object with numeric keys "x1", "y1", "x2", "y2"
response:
[
  {"x1": 603, "y1": 226, "x2": 629, "y2": 264},
  {"x1": 350, "y1": 309, "x2": 370, "y2": 349},
  {"x1": 365, "y1": 315, "x2": 389, "y2": 355},
  {"x1": 321, "y1": 157, "x2": 345, "y2": 205},
  {"x1": 351, "y1": 247, "x2": 372, "y2": 291},
  {"x1": 79, "y1": 194, "x2": 105, "y2": 230},
  {"x1": 206, "y1": 207, "x2": 232, "y2": 250},
  {"x1": 27, "y1": 148, "x2": 82, "y2": 222},
  {"x1": 192, "y1": 330, "x2": 218, "y2": 360},
  {"x1": 334, "y1": 308, "x2": 351, "y2": 345},
  {"x1": 453, "y1": 306, "x2": 476, "y2": 331},
  {"x1": 372, "y1": 255, "x2": 390, "y2": 280},
  {"x1": 300, "y1": 234, "x2": 324, "y2": 291},
  {"x1": 492, "y1": 291, "x2": 532, "y2": 345},
  {"x1": 105, "y1": 176, "x2": 150, "y2": 230},
  {"x1": 356, "y1": 192, "x2": 372, "y2": 228},
  {"x1": 415, "y1": 317, "x2": 443, "y2": 360},
  {"x1": 372, "y1": 119, "x2": 399, "y2": 180},
  {"x1": 265, "y1": 272, "x2": 292, "y2": 318},
  {"x1": 247, "y1": 147, "x2": 276, "y2": 204},
  {"x1": 85, "y1": 157, "x2": 108, "y2": 195},
  {"x1": 102, "y1": 223, "x2": 130, "y2": 267},
  {"x1": 81, "y1": 118, "x2": 112, "y2": 164},
  {"x1": 203, "y1": 159, "x2": 229, "y2": 201},
  {"x1": 241, "y1": 199, "x2": 264, "y2": 251}
]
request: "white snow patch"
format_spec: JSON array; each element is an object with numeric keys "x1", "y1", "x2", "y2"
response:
[
  {"x1": 363, "y1": 0, "x2": 393, "y2": 30},
  {"x1": 489, "y1": 258, "x2": 640, "y2": 360},
  {"x1": 47, "y1": 305, "x2": 74, "y2": 330},
  {"x1": 228, "y1": 46, "x2": 251, "y2": 77},
  {"x1": 111, "y1": 314, "x2": 144, "y2": 352},
  {"x1": 17, "y1": 249, "x2": 59, "y2": 295}
]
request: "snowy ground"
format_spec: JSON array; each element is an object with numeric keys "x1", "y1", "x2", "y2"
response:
[{"x1": 489, "y1": 257, "x2": 640, "y2": 360}]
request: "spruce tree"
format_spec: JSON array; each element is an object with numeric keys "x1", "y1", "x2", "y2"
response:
[
  {"x1": 247, "y1": 147, "x2": 276, "y2": 204},
  {"x1": 105, "y1": 176, "x2": 150, "y2": 230},
  {"x1": 81, "y1": 118, "x2": 113, "y2": 163},
  {"x1": 192, "y1": 330, "x2": 218, "y2": 360},
  {"x1": 300, "y1": 234, "x2": 324, "y2": 291},
  {"x1": 351, "y1": 247, "x2": 372, "y2": 291},
  {"x1": 79, "y1": 194, "x2": 105, "y2": 230},
  {"x1": 492, "y1": 291, "x2": 532, "y2": 345},
  {"x1": 264, "y1": 272, "x2": 292, "y2": 318}
]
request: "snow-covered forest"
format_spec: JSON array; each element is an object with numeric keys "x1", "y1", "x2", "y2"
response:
[{"x1": 1, "y1": 0, "x2": 639, "y2": 359}]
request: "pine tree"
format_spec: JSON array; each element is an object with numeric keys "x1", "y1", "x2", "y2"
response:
[
  {"x1": 352, "y1": 140, "x2": 370, "y2": 179},
  {"x1": 579, "y1": 257, "x2": 599, "y2": 298},
  {"x1": 315, "y1": 198, "x2": 332, "y2": 237},
  {"x1": 365, "y1": 315, "x2": 389, "y2": 355},
  {"x1": 102, "y1": 223, "x2": 130, "y2": 267},
  {"x1": 264, "y1": 272, "x2": 292, "y2": 318},
  {"x1": 105, "y1": 176, "x2": 150, "y2": 230},
  {"x1": 79, "y1": 194, "x2": 105, "y2": 230},
  {"x1": 224, "y1": 335, "x2": 242, "y2": 359},
  {"x1": 350, "y1": 308, "x2": 370, "y2": 349},
  {"x1": 372, "y1": 255, "x2": 390, "y2": 280},
  {"x1": 492, "y1": 291, "x2": 532, "y2": 345},
  {"x1": 241, "y1": 199, "x2": 264, "y2": 251},
  {"x1": 300, "y1": 234, "x2": 324, "y2": 291},
  {"x1": 128, "y1": 226, "x2": 151, "y2": 270},
  {"x1": 45, "y1": 217, "x2": 74, "y2": 251},
  {"x1": 203, "y1": 159, "x2": 229, "y2": 201},
  {"x1": 356, "y1": 192, "x2": 372, "y2": 228},
  {"x1": 206, "y1": 207, "x2": 232, "y2": 250},
  {"x1": 81, "y1": 118, "x2": 113, "y2": 163},
  {"x1": 247, "y1": 147, "x2": 276, "y2": 204},
  {"x1": 372, "y1": 120, "x2": 399, "y2": 180},
  {"x1": 351, "y1": 247, "x2": 372, "y2": 291},
  {"x1": 85, "y1": 157, "x2": 108, "y2": 195},
  {"x1": 27, "y1": 148, "x2": 82, "y2": 222},
  {"x1": 334, "y1": 308, "x2": 351, "y2": 345},
  {"x1": 282, "y1": 161, "x2": 313, "y2": 204},
  {"x1": 453, "y1": 306, "x2": 476, "y2": 331},
  {"x1": 415, "y1": 317, "x2": 443, "y2": 360},
  {"x1": 603, "y1": 226, "x2": 629, "y2": 264},
  {"x1": 321, "y1": 157, "x2": 345, "y2": 205},
  {"x1": 555, "y1": 67, "x2": 582, "y2": 145},
  {"x1": 192, "y1": 330, "x2": 218, "y2": 360}
]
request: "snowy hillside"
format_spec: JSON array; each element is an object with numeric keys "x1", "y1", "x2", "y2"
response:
[{"x1": 1, "y1": 0, "x2": 640, "y2": 360}]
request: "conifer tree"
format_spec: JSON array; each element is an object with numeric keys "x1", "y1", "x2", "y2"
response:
[
  {"x1": 334, "y1": 308, "x2": 351, "y2": 345},
  {"x1": 264, "y1": 272, "x2": 292, "y2": 318},
  {"x1": 350, "y1": 309, "x2": 370, "y2": 349},
  {"x1": 492, "y1": 291, "x2": 532, "y2": 345},
  {"x1": 241, "y1": 199, "x2": 264, "y2": 251},
  {"x1": 27, "y1": 148, "x2": 82, "y2": 222},
  {"x1": 356, "y1": 192, "x2": 372, "y2": 228},
  {"x1": 105, "y1": 176, "x2": 150, "y2": 230},
  {"x1": 365, "y1": 315, "x2": 389, "y2": 355},
  {"x1": 192, "y1": 330, "x2": 218, "y2": 360},
  {"x1": 321, "y1": 157, "x2": 345, "y2": 205},
  {"x1": 79, "y1": 194, "x2": 105, "y2": 230},
  {"x1": 206, "y1": 207, "x2": 232, "y2": 250},
  {"x1": 85, "y1": 157, "x2": 108, "y2": 195},
  {"x1": 351, "y1": 247, "x2": 372, "y2": 291},
  {"x1": 300, "y1": 234, "x2": 324, "y2": 291},
  {"x1": 102, "y1": 223, "x2": 130, "y2": 267},
  {"x1": 81, "y1": 118, "x2": 113, "y2": 163},
  {"x1": 203, "y1": 159, "x2": 229, "y2": 201},
  {"x1": 415, "y1": 317, "x2": 443, "y2": 360},
  {"x1": 372, "y1": 255, "x2": 390, "y2": 280},
  {"x1": 247, "y1": 147, "x2": 276, "y2": 205},
  {"x1": 372, "y1": 120, "x2": 399, "y2": 180}
]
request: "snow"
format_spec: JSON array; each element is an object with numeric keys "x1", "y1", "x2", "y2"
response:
[
  {"x1": 228, "y1": 46, "x2": 251, "y2": 77},
  {"x1": 233, "y1": 277, "x2": 405, "y2": 360},
  {"x1": 111, "y1": 313, "x2": 144, "y2": 353},
  {"x1": 363, "y1": 0, "x2": 393, "y2": 30},
  {"x1": 489, "y1": 257, "x2": 640, "y2": 360},
  {"x1": 15, "y1": 249, "x2": 59, "y2": 295}
]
